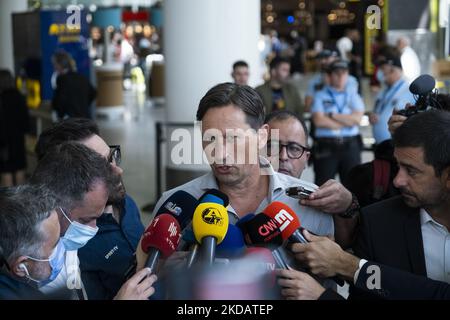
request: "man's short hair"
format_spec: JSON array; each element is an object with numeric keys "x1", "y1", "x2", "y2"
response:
[
  {"x1": 196, "y1": 82, "x2": 265, "y2": 130},
  {"x1": 436, "y1": 94, "x2": 450, "y2": 112},
  {"x1": 0, "y1": 184, "x2": 58, "y2": 266},
  {"x1": 264, "y1": 110, "x2": 309, "y2": 142},
  {"x1": 30, "y1": 141, "x2": 116, "y2": 211},
  {"x1": 269, "y1": 56, "x2": 290, "y2": 71},
  {"x1": 35, "y1": 118, "x2": 99, "y2": 160},
  {"x1": 233, "y1": 60, "x2": 248, "y2": 70},
  {"x1": 393, "y1": 110, "x2": 450, "y2": 176}
]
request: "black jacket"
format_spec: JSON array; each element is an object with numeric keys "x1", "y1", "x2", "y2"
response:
[
  {"x1": 52, "y1": 71, "x2": 96, "y2": 119},
  {"x1": 355, "y1": 262, "x2": 450, "y2": 300},
  {"x1": 319, "y1": 261, "x2": 450, "y2": 300},
  {"x1": 350, "y1": 195, "x2": 427, "y2": 299}
]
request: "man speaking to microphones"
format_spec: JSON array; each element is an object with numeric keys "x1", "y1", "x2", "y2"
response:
[{"x1": 135, "y1": 83, "x2": 336, "y2": 299}]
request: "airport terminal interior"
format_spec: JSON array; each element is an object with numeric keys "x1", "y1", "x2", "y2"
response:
[{"x1": 0, "y1": 0, "x2": 449, "y2": 302}]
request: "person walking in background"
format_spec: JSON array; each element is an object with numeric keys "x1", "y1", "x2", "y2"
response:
[
  {"x1": 51, "y1": 51, "x2": 96, "y2": 120},
  {"x1": 0, "y1": 69, "x2": 30, "y2": 187},
  {"x1": 396, "y1": 36, "x2": 421, "y2": 84}
]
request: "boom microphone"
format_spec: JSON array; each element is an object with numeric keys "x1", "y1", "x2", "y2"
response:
[
  {"x1": 141, "y1": 214, "x2": 181, "y2": 271},
  {"x1": 409, "y1": 74, "x2": 435, "y2": 95}
]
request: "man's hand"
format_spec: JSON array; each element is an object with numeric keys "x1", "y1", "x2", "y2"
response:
[
  {"x1": 368, "y1": 112, "x2": 379, "y2": 125},
  {"x1": 276, "y1": 268, "x2": 325, "y2": 300},
  {"x1": 290, "y1": 230, "x2": 345, "y2": 278},
  {"x1": 290, "y1": 230, "x2": 360, "y2": 281},
  {"x1": 114, "y1": 268, "x2": 158, "y2": 300},
  {"x1": 388, "y1": 112, "x2": 408, "y2": 135},
  {"x1": 300, "y1": 179, "x2": 352, "y2": 214}
]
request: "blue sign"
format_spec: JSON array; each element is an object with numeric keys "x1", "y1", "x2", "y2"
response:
[{"x1": 40, "y1": 9, "x2": 90, "y2": 100}]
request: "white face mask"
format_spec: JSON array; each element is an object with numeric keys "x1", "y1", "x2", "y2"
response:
[
  {"x1": 376, "y1": 69, "x2": 385, "y2": 83},
  {"x1": 59, "y1": 208, "x2": 98, "y2": 251}
]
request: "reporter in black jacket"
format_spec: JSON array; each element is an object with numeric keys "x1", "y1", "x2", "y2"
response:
[{"x1": 282, "y1": 230, "x2": 450, "y2": 300}]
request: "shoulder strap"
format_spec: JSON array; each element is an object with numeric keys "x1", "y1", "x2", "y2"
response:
[{"x1": 373, "y1": 159, "x2": 391, "y2": 200}]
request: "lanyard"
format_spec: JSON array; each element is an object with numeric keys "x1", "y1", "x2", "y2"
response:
[
  {"x1": 375, "y1": 80, "x2": 405, "y2": 114},
  {"x1": 326, "y1": 88, "x2": 348, "y2": 114}
]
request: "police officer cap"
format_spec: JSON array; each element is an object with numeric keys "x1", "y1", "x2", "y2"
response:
[
  {"x1": 326, "y1": 60, "x2": 349, "y2": 73},
  {"x1": 316, "y1": 49, "x2": 338, "y2": 59},
  {"x1": 375, "y1": 54, "x2": 402, "y2": 69}
]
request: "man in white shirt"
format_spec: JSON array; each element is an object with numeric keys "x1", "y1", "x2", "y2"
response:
[{"x1": 397, "y1": 36, "x2": 421, "y2": 83}]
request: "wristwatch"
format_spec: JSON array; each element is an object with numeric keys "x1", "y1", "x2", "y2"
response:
[
  {"x1": 338, "y1": 193, "x2": 360, "y2": 219},
  {"x1": 328, "y1": 112, "x2": 334, "y2": 119}
]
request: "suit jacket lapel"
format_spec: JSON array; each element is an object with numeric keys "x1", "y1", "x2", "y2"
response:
[{"x1": 404, "y1": 209, "x2": 427, "y2": 276}]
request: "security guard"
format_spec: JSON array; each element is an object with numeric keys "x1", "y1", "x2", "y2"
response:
[
  {"x1": 305, "y1": 49, "x2": 359, "y2": 111},
  {"x1": 369, "y1": 53, "x2": 415, "y2": 144},
  {"x1": 311, "y1": 60, "x2": 365, "y2": 185}
]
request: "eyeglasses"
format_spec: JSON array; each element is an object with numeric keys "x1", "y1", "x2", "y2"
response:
[
  {"x1": 108, "y1": 145, "x2": 121, "y2": 166},
  {"x1": 267, "y1": 140, "x2": 310, "y2": 159}
]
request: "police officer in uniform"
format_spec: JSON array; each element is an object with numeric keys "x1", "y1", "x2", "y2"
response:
[
  {"x1": 311, "y1": 60, "x2": 365, "y2": 185},
  {"x1": 369, "y1": 53, "x2": 415, "y2": 144},
  {"x1": 305, "y1": 50, "x2": 359, "y2": 111}
]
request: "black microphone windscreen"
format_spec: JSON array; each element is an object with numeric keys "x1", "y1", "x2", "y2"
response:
[
  {"x1": 154, "y1": 190, "x2": 197, "y2": 230},
  {"x1": 242, "y1": 214, "x2": 283, "y2": 249},
  {"x1": 409, "y1": 74, "x2": 435, "y2": 95}
]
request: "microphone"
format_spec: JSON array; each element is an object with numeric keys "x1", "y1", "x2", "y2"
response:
[
  {"x1": 262, "y1": 201, "x2": 305, "y2": 243},
  {"x1": 198, "y1": 188, "x2": 229, "y2": 207},
  {"x1": 245, "y1": 247, "x2": 277, "y2": 287},
  {"x1": 237, "y1": 213, "x2": 288, "y2": 269},
  {"x1": 141, "y1": 214, "x2": 181, "y2": 271},
  {"x1": 409, "y1": 74, "x2": 435, "y2": 95},
  {"x1": 216, "y1": 224, "x2": 246, "y2": 258},
  {"x1": 262, "y1": 201, "x2": 344, "y2": 285},
  {"x1": 182, "y1": 229, "x2": 199, "y2": 269},
  {"x1": 192, "y1": 191, "x2": 229, "y2": 265},
  {"x1": 153, "y1": 190, "x2": 198, "y2": 230}
]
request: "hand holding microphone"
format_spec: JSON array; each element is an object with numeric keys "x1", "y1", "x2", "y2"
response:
[
  {"x1": 136, "y1": 191, "x2": 197, "y2": 271},
  {"x1": 290, "y1": 229, "x2": 347, "y2": 279},
  {"x1": 262, "y1": 202, "x2": 344, "y2": 284},
  {"x1": 141, "y1": 213, "x2": 182, "y2": 272}
]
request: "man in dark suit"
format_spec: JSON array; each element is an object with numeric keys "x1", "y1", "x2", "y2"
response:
[
  {"x1": 351, "y1": 109, "x2": 450, "y2": 297},
  {"x1": 282, "y1": 230, "x2": 450, "y2": 300},
  {"x1": 288, "y1": 109, "x2": 450, "y2": 299},
  {"x1": 51, "y1": 51, "x2": 96, "y2": 120}
]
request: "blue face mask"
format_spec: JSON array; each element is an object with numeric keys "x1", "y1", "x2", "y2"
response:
[
  {"x1": 23, "y1": 240, "x2": 65, "y2": 287},
  {"x1": 60, "y1": 208, "x2": 98, "y2": 251},
  {"x1": 376, "y1": 69, "x2": 385, "y2": 83}
]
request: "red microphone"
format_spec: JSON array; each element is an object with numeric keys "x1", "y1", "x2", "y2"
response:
[
  {"x1": 262, "y1": 201, "x2": 307, "y2": 243},
  {"x1": 262, "y1": 202, "x2": 344, "y2": 285},
  {"x1": 141, "y1": 213, "x2": 181, "y2": 271}
]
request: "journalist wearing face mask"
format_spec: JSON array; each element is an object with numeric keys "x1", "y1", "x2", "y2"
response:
[
  {"x1": 0, "y1": 185, "x2": 72, "y2": 299},
  {"x1": 30, "y1": 142, "x2": 117, "y2": 254}
]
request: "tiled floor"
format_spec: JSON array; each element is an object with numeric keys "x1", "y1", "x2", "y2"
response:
[{"x1": 97, "y1": 75, "x2": 375, "y2": 227}]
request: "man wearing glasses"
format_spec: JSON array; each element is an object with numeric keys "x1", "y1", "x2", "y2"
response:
[
  {"x1": 265, "y1": 110, "x2": 360, "y2": 248},
  {"x1": 34, "y1": 118, "x2": 145, "y2": 300}
]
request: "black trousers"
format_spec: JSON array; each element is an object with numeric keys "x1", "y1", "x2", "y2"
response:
[{"x1": 313, "y1": 136, "x2": 362, "y2": 186}]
